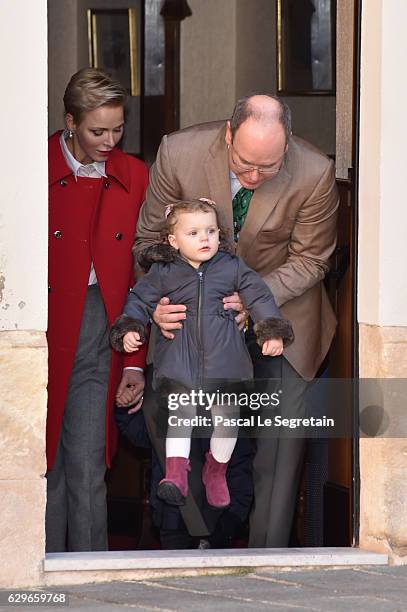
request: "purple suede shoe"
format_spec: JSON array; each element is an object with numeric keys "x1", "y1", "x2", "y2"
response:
[
  {"x1": 157, "y1": 457, "x2": 191, "y2": 506},
  {"x1": 202, "y1": 451, "x2": 231, "y2": 508}
]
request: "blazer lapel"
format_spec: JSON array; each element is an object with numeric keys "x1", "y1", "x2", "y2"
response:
[
  {"x1": 204, "y1": 124, "x2": 234, "y2": 239},
  {"x1": 237, "y1": 158, "x2": 293, "y2": 259}
]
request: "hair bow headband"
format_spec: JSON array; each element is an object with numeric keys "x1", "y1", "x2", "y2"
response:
[
  {"x1": 198, "y1": 197, "x2": 216, "y2": 207},
  {"x1": 164, "y1": 198, "x2": 217, "y2": 219},
  {"x1": 164, "y1": 204, "x2": 174, "y2": 219}
]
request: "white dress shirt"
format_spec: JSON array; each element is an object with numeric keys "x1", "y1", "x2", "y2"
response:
[
  {"x1": 230, "y1": 170, "x2": 243, "y2": 199},
  {"x1": 60, "y1": 131, "x2": 107, "y2": 180}
]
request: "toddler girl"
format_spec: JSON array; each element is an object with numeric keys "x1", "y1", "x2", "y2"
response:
[{"x1": 110, "y1": 199, "x2": 294, "y2": 508}]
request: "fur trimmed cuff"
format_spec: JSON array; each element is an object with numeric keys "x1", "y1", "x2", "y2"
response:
[
  {"x1": 110, "y1": 315, "x2": 146, "y2": 352},
  {"x1": 137, "y1": 243, "x2": 177, "y2": 271},
  {"x1": 254, "y1": 317, "x2": 295, "y2": 348}
]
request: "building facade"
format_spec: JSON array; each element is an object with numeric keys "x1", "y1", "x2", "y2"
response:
[{"x1": 0, "y1": 0, "x2": 406, "y2": 587}]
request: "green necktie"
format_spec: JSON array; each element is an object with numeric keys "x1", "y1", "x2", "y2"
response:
[{"x1": 232, "y1": 187, "x2": 254, "y2": 241}]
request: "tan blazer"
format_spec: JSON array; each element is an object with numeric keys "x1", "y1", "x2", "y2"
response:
[{"x1": 135, "y1": 121, "x2": 338, "y2": 379}]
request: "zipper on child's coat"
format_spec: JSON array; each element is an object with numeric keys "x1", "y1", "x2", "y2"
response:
[{"x1": 197, "y1": 270, "x2": 204, "y2": 389}]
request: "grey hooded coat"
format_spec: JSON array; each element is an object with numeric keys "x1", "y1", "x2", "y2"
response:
[{"x1": 111, "y1": 246, "x2": 294, "y2": 391}]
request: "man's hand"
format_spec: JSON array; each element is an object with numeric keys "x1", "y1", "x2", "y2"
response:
[
  {"x1": 116, "y1": 369, "x2": 145, "y2": 414},
  {"x1": 223, "y1": 292, "x2": 249, "y2": 330},
  {"x1": 152, "y1": 296, "x2": 187, "y2": 340}
]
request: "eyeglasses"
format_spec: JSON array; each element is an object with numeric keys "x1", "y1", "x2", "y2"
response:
[{"x1": 229, "y1": 142, "x2": 284, "y2": 176}]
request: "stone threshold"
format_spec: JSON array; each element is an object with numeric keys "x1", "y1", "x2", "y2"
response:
[{"x1": 44, "y1": 547, "x2": 388, "y2": 572}]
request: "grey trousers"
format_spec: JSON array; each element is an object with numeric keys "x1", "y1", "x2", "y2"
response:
[
  {"x1": 45, "y1": 285, "x2": 111, "y2": 552},
  {"x1": 248, "y1": 344, "x2": 308, "y2": 548}
]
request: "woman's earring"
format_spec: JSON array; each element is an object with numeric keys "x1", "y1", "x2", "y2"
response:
[{"x1": 68, "y1": 130, "x2": 73, "y2": 138}]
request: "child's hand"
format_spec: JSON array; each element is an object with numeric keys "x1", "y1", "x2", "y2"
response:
[
  {"x1": 262, "y1": 338, "x2": 284, "y2": 357},
  {"x1": 123, "y1": 331, "x2": 142, "y2": 352}
]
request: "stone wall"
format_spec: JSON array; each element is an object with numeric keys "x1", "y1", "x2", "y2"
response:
[
  {"x1": 359, "y1": 325, "x2": 407, "y2": 563},
  {"x1": 0, "y1": 333, "x2": 47, "y2": 586},
  {"x1": 357, "y1": 0, "x2": 407, "y2": 564}
]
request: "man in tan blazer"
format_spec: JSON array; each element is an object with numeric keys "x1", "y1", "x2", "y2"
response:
[{"x1": 134, "y1": 94, "x2": 338, "y2": 547}]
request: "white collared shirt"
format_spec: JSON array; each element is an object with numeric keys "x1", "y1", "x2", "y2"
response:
[
  {"x1": 230, "y1": 170, "x2": 243, "y2": 199},
  {"x1": 60, "y1": 131, "x2": 107, "y2": 180}
]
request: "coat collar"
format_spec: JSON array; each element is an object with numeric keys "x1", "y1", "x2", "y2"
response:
[
  {"x1": 48, "y1": 131, "x2": 72, "y2": 185},
  {"x1": 48, "y1": 130, "x2": 131, "y2": 192},
  {"x1": 137, "y1": 242, "x2": 233, "y2": 272}
]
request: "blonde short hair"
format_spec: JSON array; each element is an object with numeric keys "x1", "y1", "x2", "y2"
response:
[{"x1": 63, "y1": 68, "x2": 127, "y2": 123}]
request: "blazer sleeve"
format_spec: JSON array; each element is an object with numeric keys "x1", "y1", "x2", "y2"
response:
[
  {"x1": 133, "y1": 135, "x2": 181, "y2": 262},
  {"x1": 236, "y1": 258, "x2": 294, "y2": 347},
  {"x1": 235, "y1": 257, "x2": 281, "y2": 321},
  {"x1": 262, "y1": 160, "x2": 338, "y2": 307}
]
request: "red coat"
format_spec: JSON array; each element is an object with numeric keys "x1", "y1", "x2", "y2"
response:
[{"x1": 47, "y1": 131, "x2": 148, "y2": 470}]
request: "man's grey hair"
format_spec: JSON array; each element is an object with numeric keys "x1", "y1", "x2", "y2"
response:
[{"x1": 230, "y1": 94, "x2": 292, "y2": 143}]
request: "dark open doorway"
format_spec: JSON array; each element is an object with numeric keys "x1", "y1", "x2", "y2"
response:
[{"x1": 47, "y1": 0, "x2": 361, "y2": 552}]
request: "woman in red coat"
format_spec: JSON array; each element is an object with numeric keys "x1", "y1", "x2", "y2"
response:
[{"x1": 46, "y1": 68, "x2": 148, "y2": 552}]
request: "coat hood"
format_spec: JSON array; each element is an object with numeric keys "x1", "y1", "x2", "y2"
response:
[{"x1": 137, "y1": 240, "x2": 235, "y2": 271}]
